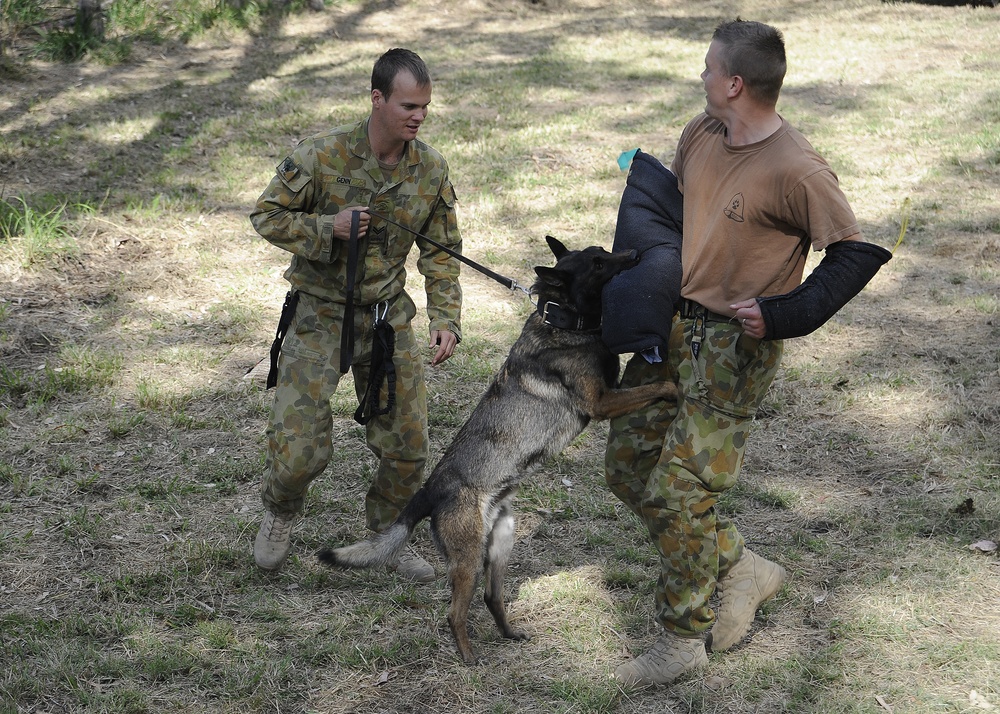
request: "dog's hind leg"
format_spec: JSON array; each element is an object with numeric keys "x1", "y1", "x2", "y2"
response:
[
  {"x1": 483, "y1": 500, "x2": 529, "y2": 643},
  {"x1": 446, "y1": 549, "x2": 482, "y2": 664},
  {"x1": 436, "y1": 499, "x2": 486, "y2": 664}
]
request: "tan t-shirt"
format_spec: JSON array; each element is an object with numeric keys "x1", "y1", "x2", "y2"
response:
[{"x1": 671, "y1": 114, "x2": 860, "y2": 316}]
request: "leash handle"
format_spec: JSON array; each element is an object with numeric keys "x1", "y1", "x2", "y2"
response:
[
  {"x1": 265, "y1": 289, "x2": 300, "y2": 389},
  {"x1": 354, "y1": 310, "x2": 396, "y2": 425}
]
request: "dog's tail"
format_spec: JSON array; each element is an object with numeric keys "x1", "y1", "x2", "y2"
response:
[{"x1": 317, "y1": 487, "x2": 434, "y2": 571}]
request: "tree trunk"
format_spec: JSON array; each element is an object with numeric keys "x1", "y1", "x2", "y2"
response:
[{"x1": 76, "y1": 0, "x2": 105, "y2": 41}]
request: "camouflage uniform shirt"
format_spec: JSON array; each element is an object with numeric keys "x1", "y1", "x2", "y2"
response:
[{"x1": 250, "y1": 118, "x2": 463, "y2": 339}]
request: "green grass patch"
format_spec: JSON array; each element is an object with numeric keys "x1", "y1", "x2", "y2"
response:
[{"x1": 2, "y1": 2, "x2": 999, "y2": 712}]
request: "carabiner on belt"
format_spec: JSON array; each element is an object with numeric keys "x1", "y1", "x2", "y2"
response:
[
  {"x1": 372, "y1": 299, "x2": 390, "y2": 325},
  {"x1": 691, "y1": 314, "x2": 705, "y2": 360}
]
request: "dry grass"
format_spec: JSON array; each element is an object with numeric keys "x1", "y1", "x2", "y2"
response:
[{"x1": 1, "y1": 0, "x2": 999, "y2": 712}]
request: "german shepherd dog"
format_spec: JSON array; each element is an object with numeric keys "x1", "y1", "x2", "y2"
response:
[{"x1": 318, "y1": 236, "x2": 677, "y2": 664}]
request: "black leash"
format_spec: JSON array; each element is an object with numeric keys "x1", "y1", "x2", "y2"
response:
[
  {"x1": 265, "y1": 289, "x2": 300, "y2": 389},
  {"x1": 339, "y1": 210, "x2": 362, "y2": 374},
  {"x1": 343, "y1": 210, "x2": 534, "y2": 424},
  {"x1": 366, "y1": 210, "x2": 532, "y2": 298},
  {"x1": 268, "y1": 209, "x2": 534, "y2": 426},
  {"x1": 339, "y1": 209, "x2": 531, "y2": 376}
]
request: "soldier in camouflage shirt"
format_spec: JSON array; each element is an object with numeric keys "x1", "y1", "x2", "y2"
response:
[{"x1": 249, "y1": 48, "x2": 463, "y2": 581}]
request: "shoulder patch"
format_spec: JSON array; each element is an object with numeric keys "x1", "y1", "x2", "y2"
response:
[
  {"x1": 276, "y1": 156, "x2": 311, "y2": 193},
  {"x1": 278, "y1": 157, "x2": 300, "y2": 182}
]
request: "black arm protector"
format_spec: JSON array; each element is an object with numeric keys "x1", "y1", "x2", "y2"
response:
[
  {"x1": 601, "y1": 150, "x2": 684, "y2": 354},
  {"x1": 758, "y1": 240, "x2": 892, "y2": 340}
]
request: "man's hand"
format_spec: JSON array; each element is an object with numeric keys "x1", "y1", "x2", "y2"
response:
[
  {"x1": 429, "y1": 329, "x2": 457, "y2": 366},
  {"x1": 333, "y1": 207, "x2": 370, "y2": 240},
  {"x1": 730, "y1": 299, "x2": 766, "y2": 339}
]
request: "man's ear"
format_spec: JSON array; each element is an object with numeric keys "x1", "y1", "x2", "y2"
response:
[{"x1": 728, "y1": 74, "x2": 744, "y2": 98}]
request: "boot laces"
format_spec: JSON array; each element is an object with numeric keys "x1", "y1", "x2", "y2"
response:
[{"x1": 263, "y1": 512, "x2": 292, "y2": 540}]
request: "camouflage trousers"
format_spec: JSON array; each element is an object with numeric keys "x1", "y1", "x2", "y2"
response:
[
  {"x1": 605, "y1": 312, "x2": 783, "y2": 637},
  {"x1": 262, "y1": 289, "x2": 429, "y2": 532}
]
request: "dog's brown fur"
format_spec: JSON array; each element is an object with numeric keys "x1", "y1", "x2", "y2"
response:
[{"x1": 318, "y1": 236, "x2": 677, "y2": 663}]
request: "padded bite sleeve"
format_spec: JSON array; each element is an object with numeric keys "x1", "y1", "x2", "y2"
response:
[{"x1": 758, "y1": 240, "x2": 892, "y2": 340}]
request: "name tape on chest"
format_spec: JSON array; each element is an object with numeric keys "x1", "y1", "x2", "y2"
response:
[{"x1": 337, "y1": 176, "x2": 368, "y2": 188}]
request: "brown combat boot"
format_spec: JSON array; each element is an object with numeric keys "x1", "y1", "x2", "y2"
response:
[
  {"x1": 708, "y1": 548, "x2": 786, "y2": 652},
  {"x1": 613, "y1": 631, "x2": 708, "y2": 687},
  {"x1": 254, "y1": 510, "x2": 295, "y2": 571},
  {"x1": 387, "y1": 545, "x2": 436, "y2": 583}
]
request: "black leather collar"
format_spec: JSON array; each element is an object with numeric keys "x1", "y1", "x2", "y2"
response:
[{"x1": 538, "y1": 301, "x2": 602, "y2": 332}]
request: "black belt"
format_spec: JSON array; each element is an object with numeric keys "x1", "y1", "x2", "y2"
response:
[{"x1": 678, "y1": 299, "x2": 734, "y2": 324}]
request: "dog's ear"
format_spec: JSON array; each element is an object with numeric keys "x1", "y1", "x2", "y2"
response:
[
  {"x1": 534, "y1": 265, "x2": 568, "y2": 286},
  {"x1": 545, "y1": 235, "x2": 569, "y2": 259}
]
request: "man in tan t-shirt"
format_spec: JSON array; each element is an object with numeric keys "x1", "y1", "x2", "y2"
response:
[{"x1": 606, "y1": 19, "x2": 891, "y2": 686}]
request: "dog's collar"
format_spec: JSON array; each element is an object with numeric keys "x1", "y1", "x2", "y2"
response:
[{"x1": 538, "y1": 301, "x2": 602, "y2": 332}]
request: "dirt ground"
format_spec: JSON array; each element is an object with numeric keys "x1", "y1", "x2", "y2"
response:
[{"x1": 1, "y1": 1, "x2": 999, "y2": 712}]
